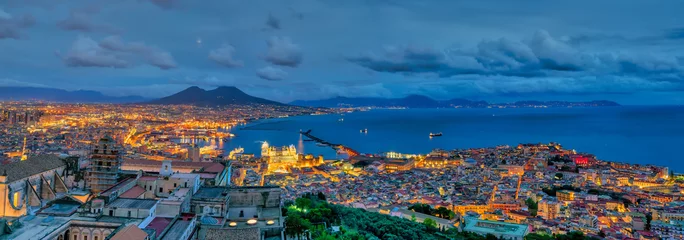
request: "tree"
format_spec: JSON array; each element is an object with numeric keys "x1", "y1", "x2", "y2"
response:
[
  {"x1": 411, "y1": 214, "x2": 417, "y2": 222},
  {"x1": 646, "y1": 213, "x2": 653, "y2": 231},
  {"x1": 554, "y1": 173, "x2": 564, "y2": 180},
  {"x1": 317, "y1": 192, "x2": 327, "y2": 201},
  {"x1": 286, "y1": 213, "x2": 312, "y2": 239},
  {"x1": 423, "y1": 218, "x2": 437, "y2": 229},
  {"x1": 525, "y1": 198, "x2": 538, "y2": 216},
  {"x1": 296, "y1": 197, "x2": 313, "y2": 211}
]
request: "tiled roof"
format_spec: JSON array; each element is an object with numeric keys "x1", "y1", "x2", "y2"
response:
[
  {"x1": 111, "y1": 225, "x2": 149, "y2": 240},
  {"x1": 120, "y1": 185, "x2": 146, "y2": 199},
  {"x1": 0, "y1": 154, "x2": 65, "y2": 182}
]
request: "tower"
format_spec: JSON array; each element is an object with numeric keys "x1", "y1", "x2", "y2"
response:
[
  {"x1": 188, "y1": 144, "x2": 201, "y2": 162},
  {"x1": 86, "y1": 135, "x2": 121, "y2": 194}
]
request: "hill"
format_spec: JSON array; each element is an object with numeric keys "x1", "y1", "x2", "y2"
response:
[
  {"x1": 0, "y1": 87, "x2": 147, "y2": 103},
  {"x1": 290, "y1": 95, "x2": 619, "y2": 108},
  {"x1": 146, "y1": 86, "x2": 285, "y2": 107}
]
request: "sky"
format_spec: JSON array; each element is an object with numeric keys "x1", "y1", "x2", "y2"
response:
[{"x1": 1, "y1": 0, "x2": 683, "y2": 104}]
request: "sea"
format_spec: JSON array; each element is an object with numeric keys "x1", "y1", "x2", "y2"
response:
[{"x1": 221, "y1": 106, "x2": 684, "y2": 172}]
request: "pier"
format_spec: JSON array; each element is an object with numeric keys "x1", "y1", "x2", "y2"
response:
[{"x1": 299, "y1": 130, "x2": 360, "y2": 157}]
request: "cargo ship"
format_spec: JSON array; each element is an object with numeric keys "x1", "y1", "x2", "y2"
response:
[{"x1": 429, "y1": 132, "x2": 442, "y2": 137}]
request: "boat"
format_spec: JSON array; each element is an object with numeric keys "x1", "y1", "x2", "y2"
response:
[
  {"x1": 360, "y1": 128, "x2": 368, "y2": 133},
  {"x1": 316, "y1": 143, "x2": 327, "y2": 147},
  {"x1": 429, "y1": 132, "x2": 442, "y2": 137},
  {"x1": 338, "y1": 118, "x2": 344, "y2": 122}
]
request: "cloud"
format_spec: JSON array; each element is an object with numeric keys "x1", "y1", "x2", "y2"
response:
[
  {"x1": 348, "y1": 30, "x2": 684, "y2": 80},
  {"x1": 256, "y1": 66, "x2": 287, "y2": 81},
  {"x1": 100, "y1": 36, "x2": 177, "y2": 69},
  {"x1": 57, "y1": 7, "x2": 121, "y2": 34},
  {"x1": 60, "y1": 36, "x2": 177, "y2": 69},
  {"x1": 0, "y1": 8, "x2": 35, "y2": 39},
  {"x1": 265, "y1": 13, "x2": 281, "y2": 30},
  {"x1": 208, "y1": 44, "x2": 244, "y2": 68},
  {"x1": 61, "y1": 36, "x2": 130, "y2": 68},
  {"x1": 169, "y1": 75, "x2": 237, "y2": 86},
  {"x1": 265, "y1": 37, "x2": 302, "y2": 67}
]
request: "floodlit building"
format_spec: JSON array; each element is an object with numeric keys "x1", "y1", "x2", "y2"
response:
[
  {"x1": 463, "y1": 217, "x2": 529, "y2": 240},
  {"x1": 86, "y1": 136, "x2": 122, "y2": 194},
  {"x1": 0, "y1": 154, "x2": 68, "y2": 217}
]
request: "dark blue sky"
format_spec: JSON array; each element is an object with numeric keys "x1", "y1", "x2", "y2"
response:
[{"x1": 1, "y1": 0, "x2": 683, "y2": 104}]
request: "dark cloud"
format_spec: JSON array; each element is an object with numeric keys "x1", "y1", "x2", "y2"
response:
[
  {"x1": 265, "y1": 37, "x2": 302, "y2": 67},
  {"x1": 256, "y1": 66, "x2": 287, "y2": 81},
  {"x1": 0, "y1": 9, "x2": 36, "y2": 39},
  {"x1": 57, "y1": 7, "x2": 121, "y2": 34},
  {"x1": 265, "y1": 13, "x2": 281, "y2": 30},
  {"x1": 60, "y1": 36, "x2": 177, "y2": 69},
  {"x1": 61, "y1": 36, "x2": 130, "y2": 68},
  {"x1": 208, "y1": 44, "x2": 244, "y2": 68},
  {"x1": 349, "y1": 30, "x2": 684, "y2": 79},
  {"x1": 100, "y1": 36, "x2": 177, "y2": 69}
]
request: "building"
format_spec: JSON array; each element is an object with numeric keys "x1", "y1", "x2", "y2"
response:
[
  {"x1": 196, "y1": 186, "x2": 285, "y2": 240},
  {"x1": 556, "y1": 190, "x2": 575, "y2": 201},
  {"x1": 580, "y1": 214, "x2": 599, "y2": 229},
  {"x1": 187, "y1": 144, "x2": 201, "y2": 162},
  {"x1": 86, "y1": 136, "x2": 122, "y2": 194},
  {"x1": 0, "y1": 154, "x2": 68, "y2": 217},
  {"x1": 463, "y1": 217, "x2": 529, "y2": 240},
  {"x1": 103, "y1": 198, "x2": 158, "y2": 220},
  {"x1": 538, "y1": 199, "x2": 561, "y2": 220}
]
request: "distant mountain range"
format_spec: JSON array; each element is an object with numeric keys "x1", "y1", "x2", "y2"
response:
[
  {"x1": 0, "y1": 86, "x2": 620, "y2": 108},
  {"x1": 0, "y1": 87, "x2": 147, "y2": 103},
  {"x1": 291, "y1": 95, "x2": 620, "y2": 108},
  {"x1": 145, "y1": 86, "x2": 286, "y2": 106}
]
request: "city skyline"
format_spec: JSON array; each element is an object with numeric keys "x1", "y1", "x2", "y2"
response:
[{"x1": 1, "y1": 0, "x2": 684, "y2": 104}]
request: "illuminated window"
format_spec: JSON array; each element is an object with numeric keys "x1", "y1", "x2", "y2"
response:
[{"x1": 12, "y1": 192, "x2": 20, "y2": 207}]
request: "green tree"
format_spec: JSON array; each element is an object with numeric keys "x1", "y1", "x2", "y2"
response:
[
  {"x1": 525, "y1": 198, "x2": 538, "y2": 216},
  {"x1": 423, "y1": 218, "x2": 437, "y2": 229},
  {"x1": 554, "y1": 173, "x2": 564, "y2": 180},
  {"x1": 411, "y1": 214, "x2": 417, "y2": 222},
  {"x1": 285, "y1": 213, "x2": 312, "y2": 239},
  {"x1": 296, "y1": 197, "x2": 313, "y2": 211}
]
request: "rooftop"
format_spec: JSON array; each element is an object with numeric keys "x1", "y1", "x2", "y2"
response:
[
  {"x1": 107, "y1": 198, "x2": 158, "y2": 210},
  {"x1": 0, "y1": 154, "x2": 65, "y2": 182},
  {"x1": 193, "y1": 187, "x2": 229, "y2": 201},
  {"x1": 463, "y1": 217, "x2": 528, "y2": 237}
]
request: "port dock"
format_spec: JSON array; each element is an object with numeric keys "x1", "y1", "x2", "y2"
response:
[{"x1": 299, "y1": 129, "x2": 360, "y2": 157}]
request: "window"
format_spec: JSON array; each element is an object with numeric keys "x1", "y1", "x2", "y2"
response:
[
  {"x1": 109, "y1": 210, "x2": 113, "y2": 216},
  {"x1": 128, "y1": 211, "x2": 131, "y2": 217},
  {"x1": 159, "y1": 187, "x2": 163, "y2": 193},
  {"x1": 184, "y1": 182, "x2": 188, "y2": 188},
  {"x1": 84, "y1": 236, "x2": 88, "y2": 240},
  {"x1": 74, "y1": 235, "x2": 78, "y2": 240},
  {"x1": 95, "y1": 237, "x2": 99, "y2": 240},
  {"x1": 12, "y1": 192, "x2": 20, "y2": 207},
  {"x1": 174, "y1": 183, "x2": 177, "y2": 187}
]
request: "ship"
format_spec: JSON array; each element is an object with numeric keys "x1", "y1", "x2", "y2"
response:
[
  {"x1": 429, "y1": 132, "x2": 442, "y2": 137},
  {"x1": 338, "y1": 118, "x2": 344, "y2": 122},
  {"x1": 360, "y1": 128, "x2": 368, "y2": 133}
]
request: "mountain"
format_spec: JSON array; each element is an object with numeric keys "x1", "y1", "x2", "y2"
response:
[
  {"x1": 291, "y1": 95, "x2": 487, "y2": 108},
  {"x1": 290, "y1": 95, "x2": 619, "y2": 108},
  {"x1": 0, "y1": 87, "x2": 147, "y2": 103},
  {"x1": 146, "y1": 86, "x2": 285, "y2": 106}
]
